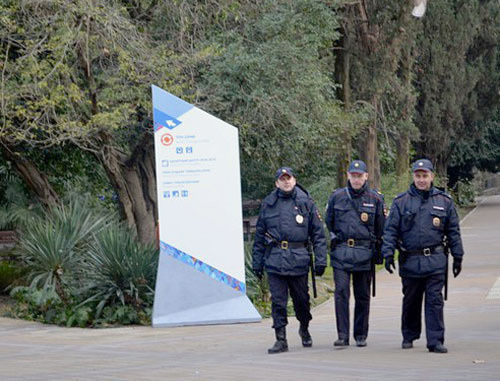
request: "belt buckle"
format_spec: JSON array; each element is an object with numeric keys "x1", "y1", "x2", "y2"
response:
[
  {"x1": 423, "y1": 248, "x2": 431, "y2": 256},
  {"x1": 347, "y1": 239, "x2": 355, "y2": 248},
  {"x1": 281, "y1": 241, "x2": 289, "y2": 250}
]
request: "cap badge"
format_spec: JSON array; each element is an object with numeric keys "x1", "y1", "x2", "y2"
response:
[
  {"x1": 360, "y1": 212, "x2": 369, "y2": 222},
  {"x1": 296, "y1": 214, "x2": 304, "y2": 224},
  {"x1": 354, "y1": 163, "x2": 359, "y2": 167},
  {"x1": 282, "y1": 169, "x2": 286, "y2": 173},
  {"x1": 419, "y1": 162, "x2": 424, "y2": 166}
]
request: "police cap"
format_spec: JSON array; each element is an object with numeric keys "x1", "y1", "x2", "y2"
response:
[
  {"x1": 348, "y1": 160, "x2": 367, "y2": 174},
  {"x1": 275, "y1": 167, "x2": 295, "y2": 180},
  {"x1": 412, "y1": 159, "x2": 434, "y2": 172}
]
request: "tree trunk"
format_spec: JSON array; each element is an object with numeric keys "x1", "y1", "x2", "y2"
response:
[
  {"x1": 336, "y1": 134, "x2": 351, "y2": 189},
  {"x1": 395, "y1": 134, "x2": 410, "y2": 186},
  {"x1": 360, "y1": 96, "x2": 380, "y2": 190},
  {"x1": 334, "y1": 28, "x2": 352, "y2": 189},
  {"x1": 363, "y1": 118, "x2": 380, "y2": 190},
  {"x1": 95, "y1": 132, "x2": 157, "y2": 244},
  {"x1": 1, "y1": 143, "x2": 59, "y2": 206}
]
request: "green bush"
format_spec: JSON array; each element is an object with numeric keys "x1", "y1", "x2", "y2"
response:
[
  {"x1": 0, "y1": 260, "x2": 25, "y2": 294},
  {"x1": 11, "y1": 195, "x2": 158, "y2": 326},
  {"x1": 451, "y1": 180, "x2": 476, "y2": 207},
  {"x1": 82, "y1": 223, "x2": 158, "y2": 319},
  {"x1": 15, "y1": 195, "x2": 112, "y2": 301}
]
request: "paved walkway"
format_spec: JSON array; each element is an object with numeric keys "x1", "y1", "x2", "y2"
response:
[{"x1": 1, "y1": 196, "x2": 500, "y2": 380}]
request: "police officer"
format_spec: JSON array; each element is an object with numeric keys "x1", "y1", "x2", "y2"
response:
[
  {"x1": 325, "y1": 160, "x2": 385, "y2": 347},
  {"x1": 252, "y1": 167, "x2": 327, "y2": 354},
  {"x1": 382, "y1": 159, "x2": 464, "y2": 353}
]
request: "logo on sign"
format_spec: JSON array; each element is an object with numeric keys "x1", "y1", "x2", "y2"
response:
[{"x1": 161, "y1": 133, "x2": 174, "y2": 146}]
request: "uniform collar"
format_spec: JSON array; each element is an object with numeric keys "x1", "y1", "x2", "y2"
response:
[
  {"x1": 409, "y1": 183, "x2": 441, "y2": 199},
  {"x1": 347, "y1": 181, "x2": 368, "y2": 197}
]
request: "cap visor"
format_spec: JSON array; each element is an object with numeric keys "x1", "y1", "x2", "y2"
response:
[{"x1": 413, "y1": 168, "x2": 431, "y2": 173}]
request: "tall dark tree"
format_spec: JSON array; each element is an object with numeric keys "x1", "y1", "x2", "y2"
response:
[
  {"x1": 414, "y1": 0, "x2": 500, "y2": 179},
  {"x1": 336, "y1": 0, "x2": 417, "y2": 190}
]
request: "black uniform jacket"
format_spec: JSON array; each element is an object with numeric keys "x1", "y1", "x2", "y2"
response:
[
  {"x1": 382, "y1": 184, "x2": 464, "y2": 278},
  {"x1": 325, "y1": 182, "x2": 385, "y2": 272},
  {"x1": 252, "y1": 186, "x2": 327, "y2": 276}
]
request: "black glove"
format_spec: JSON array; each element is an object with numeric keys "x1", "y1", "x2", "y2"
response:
[
  {"x1": 315, "y1": 265, "x2": 326, "y2": 277},
  {"x1": 374, "y1": 251, "x2": 384, "y2": 265},
  {"x1": 385, "y1": 256, "x2": 395, "y2": 274},
  {"x1": 452, "y1": 257, "x2": 462, "y2": 278},
  {"x1": 253, "y1": 268, "x2": 263, "y2": 280},
  {"x1": 330, "y1": 239, "x2": 337, "y2": 251}
]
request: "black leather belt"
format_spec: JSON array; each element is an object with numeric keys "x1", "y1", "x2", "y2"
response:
[
  {"x1": 401, "y1": 245, "x2": 444, "y2": 257},
  {"x1": 273, "y1": 241, "x2": 308, "y2": 250},
  {"x1": 340, "y1": 238, "x2": 372, "y2": 248}
]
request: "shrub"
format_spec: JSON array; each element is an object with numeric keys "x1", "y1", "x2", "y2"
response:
[
  {"x1": 15, "y1": 195, "x2": 112, "y2": 301},
  {"x1": 0, "y1": 260, "x2": 25, "y2": 294},
  {"x1": 11, "y1": 194, "x2": 159, "y2": 326},
  {"x1": 81, "y1": 223, "x2": 158, "y2": 319}
]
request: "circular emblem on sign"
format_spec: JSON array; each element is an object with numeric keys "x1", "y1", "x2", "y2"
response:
[
  {"x1": 433, "y1": 217, "x2": 440, "y2": 227},
  {"x1": 161, "y1": 133, "x2": 174, "y2": 146},
  {"x1": 296, "y1": 214, "x2": 304, "y2": 224},
  {"x1": 361, "y1": 212, "x2": 369, "y2": 222}
]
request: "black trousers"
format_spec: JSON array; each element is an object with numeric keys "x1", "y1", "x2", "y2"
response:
[
  {"x1": 401, "y1": 274, "x2": 445, "y2": 348},
  {"x1": 333, "y1": 269, "x2": 371, "y2": 341},
  {"x1": 268, "y1": 273, "x2": 312, "y2": 329}
]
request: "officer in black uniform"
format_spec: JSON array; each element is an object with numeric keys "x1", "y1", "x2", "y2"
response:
[
  {"x1": 325, "y1": 160, "x2": 385, "y2": 348},
  {"x1": 252, "y1": 167, "x2": 327, "y2": 354},
  {"x1": 382, "y1": 159, "x2": 464, "y2": 353}
]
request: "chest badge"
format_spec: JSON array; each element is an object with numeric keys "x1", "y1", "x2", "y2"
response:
[
  {"x1": 360, "y1": 212, "x2": 369, "y2": 222},
  {"x1": 433, "y1": 217, "x2": 441, "y2": 227},
  {"x1": 296, "y1": 214, "x2": 304, "y2": 224}
]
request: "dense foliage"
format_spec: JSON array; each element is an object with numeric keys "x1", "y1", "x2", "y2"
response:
[
  {"x1": 9, "y1": 195, "x2": 157, "y2": 326},
  {"x1": 1, "y1": 0, "x2": 500, "y2": 325}
]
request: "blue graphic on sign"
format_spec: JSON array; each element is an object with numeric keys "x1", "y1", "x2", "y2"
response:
[
  {"x1": 162, "y1": 160, "x2": 169, "y2": 167},
  {"x1": 160, "y1": 241, "x2": 246, "y2": 293},
  {"x1": 153, "y1": 108, "x2": 182, "y2": 131},
  {"x1": 186, "y1": 146, "x2": 193, "y2": 154},
  {"x1": 181, "y1": 190, "x2": 189, "y2": 197},
  {"x1": 163, "y1": 191, "x2": 170, "y2": 198},
  {"x1": 173, "y1": 191, "x2": 179, "y2": 198},
  {"x1": 151, "y1": 85, "x2": 194, "y2": 122},
  {"x1": 176, "y1": 147, "x2": 183, "y2": 154}
]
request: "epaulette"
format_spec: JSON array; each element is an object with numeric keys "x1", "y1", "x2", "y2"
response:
[
  {"x1": 432, "y1": 186, "x2": 451, "y2": 199},
  {"x1": 331, "y1": 187, "x2": 344, "y2": 196},
  {"x1": 394, "y1": 191, "x2": 408, "y2": 200},
  {"x1": 370, "y1": 189, "x2": 384, "y2": 200},
  {"x1": 262, "y1": 190, "x2": 278, "y2": 206},
  {"x1": 296, "y1": 182, "x2": 311, "y2": 197}
]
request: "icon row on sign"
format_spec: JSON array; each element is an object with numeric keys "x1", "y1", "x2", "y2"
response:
[
  {"x1": 163, "y1": 190, "x2": 189, "y2": 198},
  {"x1": 176, "y1": 146, "x2": 193, "y2": 154}
]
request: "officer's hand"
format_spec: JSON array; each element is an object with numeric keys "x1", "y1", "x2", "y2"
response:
[
  {"x1": 315, "y1": 265, "x2": 326, "y2": 277},
  {"x1": 253, "y1": 268, "x2": 263, "y2": 280},
  {"x1": 375, "y1": 252, "x2": 384, "y2": 265},
  {"x1": 452, "y1": 258, "x2": 462, "y2": 278},
  {"x1": 330, "y1": 239, "x2": 337, "y2": 251},
  {"x1": 385, "y1": 256, "x2": 395, "y2": 274}
]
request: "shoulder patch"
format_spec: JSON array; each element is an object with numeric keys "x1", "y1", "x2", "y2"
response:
[{"x1": 315, "y1": 209, "x2": 323, "y2": 222}]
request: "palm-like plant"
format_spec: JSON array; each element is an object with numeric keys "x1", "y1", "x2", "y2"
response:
[
  {"x1": 83, "y1": 223, "x2": 158, "y2": 317},
  {"x1": 16, "y1": 195, "x2": 112, "y2": 301}
]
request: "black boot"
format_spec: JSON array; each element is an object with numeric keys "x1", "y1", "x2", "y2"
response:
[
  {"x1": 428, "y1": 343, "x2": 448, "y2": 353},
  {"x1": 299, "y1": 322, "x2": 312, "y2": 347},
  {"x1": 268, "y1": 327, "x2": 288, "y2": 354}
]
